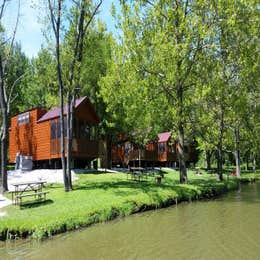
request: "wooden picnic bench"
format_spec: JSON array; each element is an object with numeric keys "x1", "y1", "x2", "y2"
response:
[
  {"x1": 127, "y1": 167, "x2": 164, "y2": 183},
  {"x1": 15, "y1": 191, "x2": 49, "y2": 206},
  {"x1": 128, "y1": 167, "x2": 146, "y2": 181},
  {"x1": 10, "y1": 181, "x2": 48, "y2": 206}
]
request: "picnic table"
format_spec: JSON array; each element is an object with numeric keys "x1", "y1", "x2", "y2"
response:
[
  {"x1": 127, "y1": 167, "x2": 164, "y2": 183},
  {"x1": 128, "y1": 167, "x2": 146, "y2": 181},
  {"x1": 11, "y1": 180, "x2": 49, "y2": 206}
]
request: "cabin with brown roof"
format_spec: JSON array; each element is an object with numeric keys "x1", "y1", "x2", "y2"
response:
[
  {"x1": 112, "y1": 137, "x2": 157, "y2": 167},
  {"x1": 157, "y1": 132, "x2": 176, "y2": 166},
  {"x1": 126, "y1": 142, "x2": 158, "y2": 167},
  {"x1": 112, "y1": 131, "x2": 198, "y2": 167},
  {"x1": 9, "y1": 96, "x2": 100, "y2": 168}
]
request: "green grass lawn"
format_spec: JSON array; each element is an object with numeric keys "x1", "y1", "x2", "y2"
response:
[{"x1": 0, "y1": 169, "x2": 258, "y2": 240}]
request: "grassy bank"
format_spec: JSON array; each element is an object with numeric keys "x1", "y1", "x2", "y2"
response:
[{"x1": 0, "y1": 169, "x2": 258, "y2": 240}]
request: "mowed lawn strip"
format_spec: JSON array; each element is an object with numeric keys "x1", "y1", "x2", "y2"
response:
[{"x1": 0, "y1": 169, "x2": 258, "y2": 240}]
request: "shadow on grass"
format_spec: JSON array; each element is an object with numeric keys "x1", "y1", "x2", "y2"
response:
[
  {"x1": 72, "y1": 176, "x2": 199, "y2": 200},
  {"x1": 75, "y1": 171, "x2": 107, "y2": 175},
  {"x1": 20, "y1": 199, "x2": 54, "y2": 210},
  {"x1": 188, "y1": 178, "x2": 220, "y2": 185}
]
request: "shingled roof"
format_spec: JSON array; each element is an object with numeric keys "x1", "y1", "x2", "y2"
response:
[{"x1": 37, "y1": 96, "x2": 87, "y2": 123}]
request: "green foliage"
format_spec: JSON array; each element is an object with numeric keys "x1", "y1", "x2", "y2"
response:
[
  {"x1": 102, "y1": 0, "x2": 215, "y2": 144},
  {"x1": 187, "y1": 0, "x2": 259, "y2": 170},
  {"x1": 4, "y1": 43, "x2": 30, "y2": 114},
  {"x1": 19, "y1": 48, "x2": 58, "y2": 111}
]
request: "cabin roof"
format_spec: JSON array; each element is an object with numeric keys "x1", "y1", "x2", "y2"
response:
[
  {"x1": 158, "y1": 132, "x2": 171, "y2": 143},
  {"x1": 37, "y1": 96, "x2": 91, "y2": 123},
  {"x1": 11, "y1": 107, "x2": 46, "y2": 117}
]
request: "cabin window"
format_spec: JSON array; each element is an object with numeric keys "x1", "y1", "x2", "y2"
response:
[
  {"x1": 63, "y1": 117, "x2": 67, "y2": 138},
  {"x1": 158, "y1": 142, "x2": 166, "y2": 152},
  {"x1": 69, "y1": 119, "x2": 91, "y2": 139},
  {"x1": 85, "y1": 126, "x2": 90, "y2": 138},
  {"x1": 125, "y1": 143, "x2": 131, "y2": 154},
  {"x1": 134, "y1": 143, "x2": 140, "y2": 150},
  {"x1": 18, "y1": 112, "x2": 30, "y2": 126},
  {"x1": 73, "y1": 118, "x2": 78, "y2": 137},
  {"x1": 79, "y1": 121, "x2": 84, "y2": 138},
  {"x1": 51, "y1": 120, "x2": 57, "y2": 139},
  {"x1": 51, "y1": 119, "x2": 67, "y2": 139},
  {"x1": 77, "y1": 120, "x2": 90, "y2": 139}
]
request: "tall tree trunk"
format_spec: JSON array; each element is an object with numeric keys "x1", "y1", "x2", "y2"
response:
[
  {"x1": 59, "y1": 81, "x2": 68, "y2": 191},
  {"x1": 217, "y1": 143, "x2": 223, "y2": 181},
  {"x1": 66, "y1": 91, "x2": 76, "y2": 190},
  {"x1": 177, "y1": 85, "x2": 187, "y2": 184},
  {"x1": 106, "y1": 134, "x2": 112, "y2": 169},
  {"x1": 217, "y1": 111, "x2": 224, "y2": 181},
  {"x1": 178, "y1": 128, "x2": 187, "y2": 183},
  {"x1": 55, "y1": 1, "x2": 69, "y2": 192},
  {"x1": 0, "y1": 136, "x2": 8, "y2": 192},
  {"x1": 0, "y1": 55, "x2": 8, "y2": 193},
  {"x1": 48, "y1": 0, "x2": 69, "y2": 191},
  {"x1": 178, "y1": 123, "x2": 187, "y2": 183},
  {"x1": 252, "y1": 152, "x2": 256, "y2": 173},
  {"x1": 66, "y1": 93, "x2": 72, "y2": 190},
  {"x1": 139, "y1": 148, "x2": 141, "y2": 168},
  {"x1": 205, "y1": 149, "x2": 212, "y2": 170},
  {"x1": 234, "y1": 127, "x2": 241, "y2": 177}
]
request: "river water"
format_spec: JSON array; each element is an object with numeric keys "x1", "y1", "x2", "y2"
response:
[{"x1": 1, "y1": 182, "x2": 260, "y2": 260}]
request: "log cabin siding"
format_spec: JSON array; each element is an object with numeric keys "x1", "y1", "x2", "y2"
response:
[
  {"x1": 9, "y1": 108, "x2": 47, "y2": 163},
  {"x1": 35, "y1": 121, "x2": 51, "y2": 161}
]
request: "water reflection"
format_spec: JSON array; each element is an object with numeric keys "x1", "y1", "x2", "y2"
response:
[{"x1": 1, "y1": 182, "x2": 260, "y2": 260}]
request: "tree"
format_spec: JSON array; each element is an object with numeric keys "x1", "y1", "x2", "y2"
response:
[
  {"x1": 79, "y1": 23, "x2": 114, "y2": 168},
  {"x1": 18, "y1": 48, "x2": 57, "y2": 111},
  {"x1": 47, "y1": 0, "x2": 68, "y2": 191},
  {"x1": 193, "y1": 0, "x2": 259, "y2": 178},
  {"x1": 0, "y1": 0, "x2": 21, "y2": 193},
  {"x1": 47, "y1": 0, "x2": 103, "y2": 191},
  {"x1": 5, "y1": 43, "x2": 30, "y2": 115},
  {"x1": 101, "y1": 0, "x2": 218, "y2": 183}
]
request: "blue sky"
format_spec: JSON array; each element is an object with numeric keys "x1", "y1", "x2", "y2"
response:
[{"x1": 3, "y1": 0, "x2": 119, "y2": 58}]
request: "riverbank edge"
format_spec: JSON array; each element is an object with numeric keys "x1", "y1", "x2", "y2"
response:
[{"x1": 0, "y1": 176, "x2": 257, "y2": 241}]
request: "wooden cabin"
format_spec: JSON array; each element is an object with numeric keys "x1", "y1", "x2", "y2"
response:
[
  {"x1": 112, "y1": 136, "x2": 157, "y2": 167},
  {"x1": 9, "y1": 96, "x2": 100, "y2": 168},
  {"x1": 112, "y1": 142, "x2": 127, "y2": 166},
  {"x1": 158, "y1": 132, "x2": 199, "y2": 166},
  {"x1": 126, "y1": 142, "x2": 158, "y2": 167},
  {"x1": 157, "y1": 132, "x2": 176, "y2": 166},
  {"x1": 112, "y1": 131, "x2": 198, "y2": 167}
]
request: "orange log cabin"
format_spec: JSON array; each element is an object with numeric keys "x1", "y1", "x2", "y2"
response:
[
  {"x1": 112, "y1": 131, "x2": 198, "y2": 167},
  {"x1": 9, "y1": 96, "x2": 100, "y2": 168}
]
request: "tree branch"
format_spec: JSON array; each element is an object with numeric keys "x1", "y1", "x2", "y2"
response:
[
  {"x1": 7, "y1": 71, "x2": 27, "y2": 113},
  {"x1": 0, "y1": 0, "x2": 7, "y2": 20},
  {"x1": 83, "y1": 0, "x2": 103, "y2": 36},
  {"x1": 145, "y1": 0, "x2": 168, "y2": 21},
  {"x1": 48, "y1": 0, "x2": 58, "y2": 37},
  {"x1": 5, "y1": 0, "x2": 20, "y2": 68}
]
